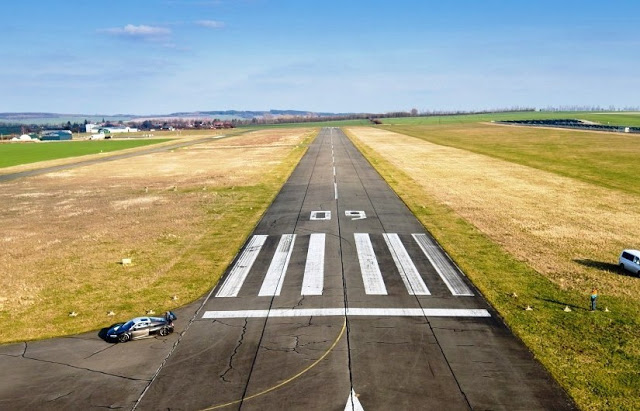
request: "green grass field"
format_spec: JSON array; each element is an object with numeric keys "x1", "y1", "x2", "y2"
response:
[
  {"x1": 384, "y1": 123, "x2": 640, "y2": 195},
  {"x1": 0, "y1": 139, "x2": 171, "y2": 169},
  {"x1": 380, "y1": 111, "x2": 640, "y2": 127}
]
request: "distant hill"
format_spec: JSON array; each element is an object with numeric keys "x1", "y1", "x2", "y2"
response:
[{"x1": 0, "y1": 110, "x2": 356, "y2": 125}]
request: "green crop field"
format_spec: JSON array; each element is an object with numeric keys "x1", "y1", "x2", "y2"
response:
[
  {"x1": 380, "y1": 111, "x2": 640, "y2": 127},
  {"x1": 0, "y1": 139, "x2": 171, "y2": 169}
]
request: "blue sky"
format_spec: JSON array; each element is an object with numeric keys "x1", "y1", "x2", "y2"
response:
[{"x1": 1, "y1": 0, "x2": 639, "y2": 114}]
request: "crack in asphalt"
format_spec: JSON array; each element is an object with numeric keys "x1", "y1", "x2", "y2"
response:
[
  {"x1": 293, "y1": 294, "x2": 305, "y2": 309},
  {"x1": 425, "y1": 361, "x2": 436, "y2": 378},
  {"x1": 335, "y1": 130, "x2": 356, "y2": 411},
  {"x1": 431, "y1": 327, "x2": 472, "y2": 332},
  {"x1": 292, "y1": 336, "x2": 301, "y2": 355},
  {"x1": 84, "y1": 343, "x2": 117, "y2": 360},
  {"x1": 17, "y1": 353, "x2": 150, "y2": 382},
  {"x1": 220, "y1": 318, "x2": 248, "y2": 383},
  {"x1": 212, "y1": 319, "x2": 244, "y2": 328},
  {"x1": 372, "y1": 341, "x2": 410, "y2": 345},
  {"x1": 48, "y1": 391, "x2": 73, "y2": 402}
]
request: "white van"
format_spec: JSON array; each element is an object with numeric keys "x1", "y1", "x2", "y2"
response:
[{"x1": 619, "y1": 250, "x2": 640, "y2": 275}]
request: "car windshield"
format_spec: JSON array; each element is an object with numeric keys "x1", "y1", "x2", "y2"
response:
[{"x1": 119, "y1": 320, "x2": 135, "y2": 331}]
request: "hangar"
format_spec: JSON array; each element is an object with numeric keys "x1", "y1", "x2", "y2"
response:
[{"x1": 40, "y1": 130, "x2": 72, "y2": 141}]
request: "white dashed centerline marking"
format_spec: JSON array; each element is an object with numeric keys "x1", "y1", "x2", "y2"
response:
[
  {"x1": 202, "y1": 308, "x2": 491, "y2": 319},
  {"x1": 216, "y1": 235, "x2": 268, "y2": 298},
  {"x1": 258, "y1": 234, "x2": 296, "y2": 296}
]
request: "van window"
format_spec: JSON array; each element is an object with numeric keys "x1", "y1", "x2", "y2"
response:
[{"x1": 622, "y1": 252, "x2": 634, "y2": 261}]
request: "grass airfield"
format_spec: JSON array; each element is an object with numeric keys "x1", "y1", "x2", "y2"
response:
[{"x1": 1, "y1": 114, "x2": 639, "y2": 410}]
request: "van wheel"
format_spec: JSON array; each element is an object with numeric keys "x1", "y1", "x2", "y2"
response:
[{"x1": 620, "y1": 263, "x2": 625, "y2": 271}]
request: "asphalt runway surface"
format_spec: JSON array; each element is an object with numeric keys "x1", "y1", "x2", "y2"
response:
[{"x1": 0, "y1": 128, "x2": 576, "y2": 410}]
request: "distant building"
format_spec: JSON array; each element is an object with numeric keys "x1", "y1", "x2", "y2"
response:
[
  {"x1": 86, "y1": 123, "x2": 100, "y2": 133},
  {"x1": 98, "y1": 127, "x2": 138, "y2": 134},
  {"x1": 40, "y1": 130, "x2": 72, "y2": 141}
]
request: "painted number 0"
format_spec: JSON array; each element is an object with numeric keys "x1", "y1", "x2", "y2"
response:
[{"x1": 345, "y1": 210, "x2": 366, "y2": 220}]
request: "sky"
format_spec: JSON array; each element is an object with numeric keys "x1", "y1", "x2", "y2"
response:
[{"x1": 1, "y1": 0, "x2": 639, "y2": 115}]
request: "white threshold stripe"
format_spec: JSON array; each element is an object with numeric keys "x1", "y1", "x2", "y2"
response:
[
  {"x1": 354, "y1": 233, "x2": 387, "y2": 295},
  {"x1": 216, "y1": 235, "x2": 268, "y2": 298},
  {"x1": 383, "y1": 233, "x2": 430, "y2": 295},
  {"x1": 412, "y1": 234, "x2": 474, "y2": 296},
  {"x1": 301, "y1": 233, "x2": 325, "y2": 295},
  {"x1": 202, "y1": 308, "x2": 491, "y2": 319},
  {"x1": 258, "y1": 234, "x2": 296, "y2": 296}
]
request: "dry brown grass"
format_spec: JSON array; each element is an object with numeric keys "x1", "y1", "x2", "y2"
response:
[
  {"x1": 0, "y1": 128, "x2": 315, "y2": 342},
  {"x1": 345, "y1": 126, "x2": 640, "y2": 299}
]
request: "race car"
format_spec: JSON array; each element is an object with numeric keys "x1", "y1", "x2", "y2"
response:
[{"x1": 106, "y1": 311, "x2": 177, "y2": 343}]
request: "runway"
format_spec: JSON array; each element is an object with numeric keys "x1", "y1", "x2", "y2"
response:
[{"x1": 134, "y1": 128, "x2": 575, "y2": 410}]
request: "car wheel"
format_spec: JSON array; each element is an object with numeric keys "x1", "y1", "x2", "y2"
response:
[
  {"x1": 118, "y1": 333, "x2": 131, "y2": 343},
  {"x1": 159, "y1": 327, "x2": 170, "y2": 336}
]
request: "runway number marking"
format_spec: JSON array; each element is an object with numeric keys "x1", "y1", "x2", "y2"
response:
[
  {"x1": 310, "y1": 211, "x2": 331, "y2": 221},
  {"x1": 345, "y1": 210, "x2": 366, "y2": 220}
]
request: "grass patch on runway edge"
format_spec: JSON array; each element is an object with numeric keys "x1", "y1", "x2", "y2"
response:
[{"x1": 345, "y1": 129, "x2": 640, "y2": 411}]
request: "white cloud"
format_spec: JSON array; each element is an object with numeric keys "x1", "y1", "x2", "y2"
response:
[
  {"x1": 195, "y1": 20, "x2": 225, "y2": 29},
  {"x1": 102, "y1": 24, "x2": 171, "y2": 39}
]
